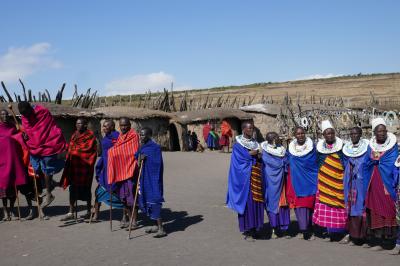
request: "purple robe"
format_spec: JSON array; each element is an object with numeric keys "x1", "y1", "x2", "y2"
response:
[
  {"x1": 262, "y1": 151, "x2": 288, "y2": 214},
  {"x1": 343, "y1": 153, "x2": 368, "y2": 217},
  {"x1": 95, "y1": 131, "x2": 120, "y2": 192},
  {"x1": 227, "y1": 143, "x2": 264, "y2": 232}
]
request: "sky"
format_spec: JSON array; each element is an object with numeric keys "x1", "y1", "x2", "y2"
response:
[{"x1": 0, "y1": 0, "x2": 399, "y2": 98}]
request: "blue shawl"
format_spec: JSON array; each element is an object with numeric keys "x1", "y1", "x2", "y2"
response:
[
  {"x1": 363, "y1": 144, "x2": 399, "y2": 200},
  {"x1": 262, "y1": 151, "x2": 287, "y2": 214},
  {"x1": 95, "y1": 131, "x2": 119, "y2": 191},
  {"x1": 136, "y1": 140, "x2": 164, "y2": 205},
  {"x1": 288, "y1": 148, "x2": 318, "y2": 197},
  {"x1": 226, "y1": 143, "x2": 256, "y2": 215},
  {"x1": 343, "y1": 153, "x2": 368, "y2": 216}
]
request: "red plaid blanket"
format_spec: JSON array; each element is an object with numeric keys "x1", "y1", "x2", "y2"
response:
[{"x1": 61, "y1": 130, "x2": 97, "y2": 188}]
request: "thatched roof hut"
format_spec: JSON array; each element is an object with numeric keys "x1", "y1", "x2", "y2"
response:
[
  {"x1": 173, "y1": 108, "x2": 253, "y2": 124},
  {"x1": 92, "y1": 106, "x2": 176, "y2": 151},
  {"x1": 0, "y1": 102, "x2": 89, "y2": 118},
  {"x1": 93, "y1": 106, "x2": 175, "y2": 120},
  {"x1": 0, "y1": 102, "x2": 95, "y2": 143}
]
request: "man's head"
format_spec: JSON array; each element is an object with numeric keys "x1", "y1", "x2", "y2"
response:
[
  {"x1": 140, "y1": 127, "x2": 153, "y2": 144},
  {"x1": 350, "y1": 127, "x2": 362, "y2": 145},
  {"x1": 374, "y1": 124, "x2": 387, "y2": 144},
  {"x1": 17, "y1": 101, "x2": 34, "y2": 117},
  {"x1": 0, "y1": 109, "x2": 9, "y2": 123},
  {"x1": 102, "y1": 119, "x2": 115, "y2": 135},
  {"x1": 242, "y1": 121, "x2": 254, "y2": 139},
  {"x1": 294, "y1": 126, "x2": 306, "y2": 145},
  {"x1": 119, "y1": 117, "x2": 131, "y2": 134},
  {"x1": 76, "y1": 118, "x2": 88, "y2": 133}
]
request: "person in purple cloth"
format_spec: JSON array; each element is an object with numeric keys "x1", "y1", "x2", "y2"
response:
[
  {"x1": 341, "y1": 127, "x2": 369, "y2": 245},
  {"x1": 261, "y1": 132, "x2": 290, "y2": 239},
  {"x1": 363, "y1": 118, "x2": 398, "y2": 251},
  {"x1": 286, "y1": 126, "x2": 318, "y2": 240},
  {"x1": 226, "y1": 121, "x2": 264, "y2": 241},
  {"x1": 135, "y1": 127, "x2": 166, "y2": 238},
  {"x1": 92, "y1": 119, "x2": 122, "y2": 221},
  {"x1": 389, "y1": 155, "x2": 400, "y2": 255}
]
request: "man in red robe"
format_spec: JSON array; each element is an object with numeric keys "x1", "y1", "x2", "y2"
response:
[
  {"x1": 18, "y1": 101, "x2": 66, "y2": 208},
  {"x1": 60, "y1": 118, "x2": 97, "y2": 221},
  {"x1": 108, "y1": 117, "x2": 140, "y2": 229},
  {"x1": 0, "y1": 109, "x2": 30, "y2": 220}
]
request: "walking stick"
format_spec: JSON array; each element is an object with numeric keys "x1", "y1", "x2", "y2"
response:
[
  {"x1": 14, "y1": 185, "x2": 21, "y2": 221},
  {"x1": 127, "y1": 159, "x2": 144, "y2": 239},
  {"x1": 8, "y1": 104, "x2": 25, "y2": 221},
  {"x1": 32, "y1": 175, "x2": 43, "y2": 220},
  {"x1": 109, "y1": 184, "x2": 113, "y2": 231},
  {"x1": 7, "y1": 104, "x2": 20, "y2": 131}
]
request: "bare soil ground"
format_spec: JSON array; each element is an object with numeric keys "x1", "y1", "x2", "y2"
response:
[{"x1": 1, "y1": 152, "x2": 399, "y2": 266}]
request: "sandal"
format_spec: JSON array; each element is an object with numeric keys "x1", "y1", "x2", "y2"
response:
[
  {"x1": 145, "y1": 226, "x2": 159, "y2": 234},
  {"x1": 60, "y1": 212, "x2": 75, "y2": 221},
  {"x1": 125, "y1": 222, "x2": 139, "y2": 231},
  {"x1": 153, "y1": 228, "x2": 167, "y2": 238}
]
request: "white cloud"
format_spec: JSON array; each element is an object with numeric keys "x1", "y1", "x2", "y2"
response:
[
  {"x1": 297, "y1": 73, "x2": 343, "y2": 81},
  {"x1": 104, "y1": 71, "x2": 177, "y2": 95},
  {"x1": 0, "y1": 42, "x2": 62, "y2": 83}
]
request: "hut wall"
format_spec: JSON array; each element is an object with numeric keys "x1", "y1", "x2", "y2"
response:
[
  {"x1": 54, "y1": 117, "x2": 101, "y2": 144},
  {"x1": 105, "y1": 117, "x2": 170, "y2": 150},
  {"x1": 251, "y1": 113, "x2": 279, "y2": 140}
]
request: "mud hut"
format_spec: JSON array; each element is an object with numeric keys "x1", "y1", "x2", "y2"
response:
[
  {"x1": 0, "y1": 102, "x2": 94, "y2": 143},
  {"x1": 93, "y1": 106, "x2": 175, "y2": 150},
  {"x1": 240, "y1": 104, "x2": 282, "y2": 140},
  {"x1": 172, "y1": 108, "x2": 254, "y2": 150}
]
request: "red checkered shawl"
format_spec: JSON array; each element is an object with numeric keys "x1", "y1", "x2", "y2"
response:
[
  {"x1": 107, "y1": 129, "x2": 139, "y2": 184},
  {"x1": 61, "y1": 130, "x2": 97, "y2": 188}
]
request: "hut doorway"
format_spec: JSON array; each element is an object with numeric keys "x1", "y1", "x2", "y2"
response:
[
  {"x1": 168, "y1": 123, "x2": 181, "y2": 151},
  {"x1": 226, "y1": 118, "x2": 242, "y2": 135}
]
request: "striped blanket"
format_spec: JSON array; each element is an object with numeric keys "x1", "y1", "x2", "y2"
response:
[
  {"x1": 250, "y1": 162, "x2": 263, "y2": 203},
  {"x1": 107, "y1": 129, "x2": 139, "y2": 184},
  {"x1": 318, "y1": 153, "x2": 345, "y2": 208},
  {"x1": 61, "y1": 130, "x2": 97, "y2": 188}
]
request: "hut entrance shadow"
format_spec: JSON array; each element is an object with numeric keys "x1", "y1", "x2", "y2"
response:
[{"x1": 168, "y1": 123, "x2": 181, "y2": 151}]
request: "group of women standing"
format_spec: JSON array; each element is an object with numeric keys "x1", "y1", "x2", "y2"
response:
[{"x1": 227, "y1": 118, "x2": 400, "y2": 254}]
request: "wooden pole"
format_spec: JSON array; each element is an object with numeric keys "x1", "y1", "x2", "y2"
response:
[
  {"x1": 32, "y1": 176, "x2": 42, "y2": 220},
  {"x1": 109, "y1": 183, "x2": 113, "y2": 231},
  {"x1": 14, "y1": 185, "x2": 21, "y2": 221},
  {"x1": 127, "y1": 160, "x2": 144, "y2": 239},
  {"x1": 7, "y1": 104, "x2": 20, "y2": 130}
]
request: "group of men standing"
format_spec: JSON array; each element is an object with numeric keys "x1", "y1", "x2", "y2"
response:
[
  {"x1": 227, "y1": 118, "x2": 400, "y2": 255},
  {"x1": 0, "y1": 102, "x2": 166, "y2": 238}
]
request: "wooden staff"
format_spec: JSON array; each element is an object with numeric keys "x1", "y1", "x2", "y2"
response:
[
  {"x1": 127, "y1": 159, "x2": 144, "y2": 239},
  {"x1": 32, "y1": 175, "x2": 43, "y2": 220},
  {"x1": 8, "y1": 104, "x2": 22, "y2": 220},
  {"x1": 7, "y1": 104, "x2": 20, "y2": 130},
  {"x1": 109, "y1": 183, "x2": 113, "y2": 231},
  {"x1": 14, "y1": 185, "x2": 21, "y2": 221}
]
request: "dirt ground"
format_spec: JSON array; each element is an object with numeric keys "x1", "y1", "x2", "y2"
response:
[{"x1": 1, "y1": 151, "x2": 399, "y2": 266}]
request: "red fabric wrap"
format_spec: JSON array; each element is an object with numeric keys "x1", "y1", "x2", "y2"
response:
[
  {"x1": 285, "y1": 167, "x2": 315, "y2": 209},
  {"x1": 107, "y1": 129, "x2": 139, "y2": 184},
  {"x1": 61, "y1": 130, "x2": 97, "y2": 188},
  {"x1": 0, "y1": 136, "x2": 27, "y2": 195},
  {"x1": 221, "y1": 120, "x2": 232, "y2": 137},
  {"x1": 21, "y1": 105, "x2": 66, "y2": 156}
]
